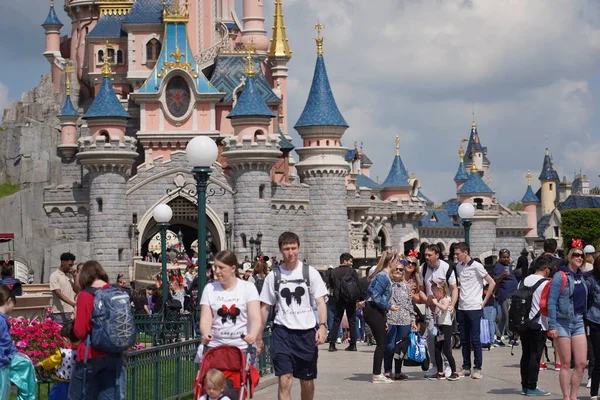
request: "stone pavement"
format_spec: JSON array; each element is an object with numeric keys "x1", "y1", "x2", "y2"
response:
[{"x1": 254, "y1": 342, "x2": 585, "y2": 399}]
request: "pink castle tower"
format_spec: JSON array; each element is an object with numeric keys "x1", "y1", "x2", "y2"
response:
[
  {"x1": 241, "y1": 0, "x2": 269, "y2": 53},
  {"x1": 42, "y1": 0, "x2": 64, "y2": 93},
  {"x1": 522, "y1": 171, "x2": 540, "y2": 237},
  {"x1": 57, "y1": 64, "x2": 80, "y2": 161},
  {"x1": 267, "y1": 0, "x2": 293, "y2": 134}
]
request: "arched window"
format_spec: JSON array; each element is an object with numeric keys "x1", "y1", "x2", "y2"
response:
[
  {"x1": 254, "y1": 130, "x2": 263, "y2": 141},
  {"x1": 97, "y1": 49, "x2": 104, "y2": 64},
  {"x1": 96, "y1": 198, "x2": 103, "y2": 213},
  {"x1": 326, "y1": 140, "x2": 330, "y2": 146},
  {"x1": 317, "y1": 140, "x2": 320, "y2": 146},
  {"x1": 146, "y1": 39, "x2": 161, "y2": 63},
  {"x1": 99, "y1": 131, "x2": 110, "y2": 142},
  {"x1": 107, "y1": 48, "x2": 115, "y2": 63},
  {"x1": 240, "y1": 233, "x2": 247, "y2": 248},
  {"x1": 259, "y1": 184, "x2": 265, "y2": 199},
  {"x1": 117, "y1": 49, "x2": 124, "y2": 64}
]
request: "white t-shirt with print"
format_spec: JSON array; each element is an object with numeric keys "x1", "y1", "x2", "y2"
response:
[
  {"x1": 456, "y1": 259, "x2": 489, "y2": 311},
  {"x1": 259, "y1": 262, "x2": 328, "y2": 330},
  {"x1": 200, "y1": 279, "x2": 260, "y2": 349},
  {"x1": 422, "y1": 260, "x2": 457, "y2": 297},
  {"x1": 523, "y1": 274, "x2": 550, "y2": 331}
]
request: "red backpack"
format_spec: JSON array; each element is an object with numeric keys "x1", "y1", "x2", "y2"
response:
[{"x1": 539, "y1": 271, "x2": 567, "y2": 317}]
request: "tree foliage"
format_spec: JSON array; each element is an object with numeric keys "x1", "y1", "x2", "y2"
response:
[
  {"x1": 508, "y1": 201, "x2": 524, "y2": 211},
  {"x1": 590, "y1": 186, "x2": 600, "y2": 195},
  {"x1": 561, "y1": 208, "x2": 600, "y2": 249}
]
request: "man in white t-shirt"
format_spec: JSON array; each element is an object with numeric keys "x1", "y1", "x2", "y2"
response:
[
  {"x1": 257, "y1": 232, "x2": 328, "y2": 400},
  {"x1": 519, "y1": 255, "x2": 552, "y2": 396},
  {"x1": 421, "y1": 244, "x2": 458, "y2": 377},
  {"x1": 454, "y1": 242, "x2": 495, "y2": 380}
]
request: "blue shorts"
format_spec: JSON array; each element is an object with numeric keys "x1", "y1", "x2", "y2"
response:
[
  {"x1": 49, "y1": 381, "x2": 69, "y2": 400},
  {"x1": 556, "y1": 314, "x2": 585, "y2": 337},
  {"x1": 271, "y1": 324, "x2": 318, "y2": 380}
]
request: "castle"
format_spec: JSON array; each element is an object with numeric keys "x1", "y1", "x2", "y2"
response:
[{"x1": 0, "y1": 0, "x2": 583, "y2": 281}]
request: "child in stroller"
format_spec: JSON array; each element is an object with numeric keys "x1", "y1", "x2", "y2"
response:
[
  {"x1": 195, "y1": 345, "x2": 260, "y2": 400},
  {"x1": 199, "y1": 369, "x2": 231, "y2": 400}
]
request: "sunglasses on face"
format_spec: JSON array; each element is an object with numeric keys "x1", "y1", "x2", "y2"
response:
[
  {"x1": 396, "y1": 268, "x2": 404, "y2": 272},
  {"x1": 409, "y1": 262, "x2": 417, "y2": 266},
  {"x1": 573, "y1": 253, "x2": 584, "y2": 258}
]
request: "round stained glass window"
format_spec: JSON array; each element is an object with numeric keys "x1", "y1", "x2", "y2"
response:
[{"x1": 165, "y1": 76, "x2": 191, "y2": 118}]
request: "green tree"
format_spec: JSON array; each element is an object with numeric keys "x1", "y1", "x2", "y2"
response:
[
  {"x1": 508, "y1": 201, "x2": 524, "y2": 211},
  {"x1": 561, "y1": 208, "x2": 600, "y2": 249},
  {"x1": 590, "y1": 186, "x2": 600, "y2": 195}
]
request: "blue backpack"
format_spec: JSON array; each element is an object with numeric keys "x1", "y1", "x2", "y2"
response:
[{"x1": 85, "y1": 286, "x2": 136, "y2": 353}]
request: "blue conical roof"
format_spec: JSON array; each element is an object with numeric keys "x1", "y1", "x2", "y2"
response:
[
  {"x1": 228, "y1": 75, "x2": 275, "y2": 119},
  {"x1": 381, "y1": 155, "x2": 411, "y2": 188},
  {"x1": 539, "y1": 150, "x2": 560, "y2": 181},
  {"x1": 42, "y1": 3, "x2": 62, "y2": 27},
  {"x1": 522, "y1": 185, "x2": 539, "y2": 203},
  {"x1": 457, "y1": 171, "x2": 494, "y2": 194},
  {"x1": 59, "y1": 95, "x2": 79, "y2": 117},
  {"x1": 454, "y1": 161, "x2": 468, "y2": 182},
  {"x1": 83, "y1": 77, "x2": 130, "y2": 119},
  {"x1": 278, "y1": 127, "x2": 294, "y2": 151},
  {"x1": 294, "y1": 56, "x2": 348, "y2": 128}
]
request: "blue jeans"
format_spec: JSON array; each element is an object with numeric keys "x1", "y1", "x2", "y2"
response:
[
  {"x1": 384, "y1": 325, "x2": 411, "y2": 374},
  {"x1": 457, "y1": 309, "x2": 483, "y2": 370},
  {"x1": 482, "y1": 305, "x2": 497, "y2": 343},
  {"x1": 356, "y1": 314, "x2": 365, "y2": 341},
  {"x1": 67, "y1": 354, "x2": 125, "y2": 400}
]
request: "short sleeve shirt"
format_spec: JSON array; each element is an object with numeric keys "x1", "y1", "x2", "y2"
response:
[
  {"x1": 523, "y1": 274, "x2": 549, "y2": 330},
  {"x1": 493, "y1": 262, "x2": 518, "y2": 303},
  {"x1": 200, "y1": 279, "x2": 259, "y2": 349},
  {"x1": 422, "y1": 259, "x2": 456, "y2": 297},
  {"x1": 456, "y1": 259, "x2": 488, "y2": 311},
  {"x1": 49, "y1": 269, "x2": 75, "y2": 313},
  {"x1": 259, "y1": 262, "x2": 328, "y2": 330}
]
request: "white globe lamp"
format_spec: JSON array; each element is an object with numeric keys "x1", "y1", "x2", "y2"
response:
[
  {"x1": 153, "y1": 204, "x2": 173, "y2": 223},
  {"x1": 458, "y1": 202, "x2": 475, "y2": 220},
  {"x1": 186, "y1": 136, "x2": 218, "y2": 167}
]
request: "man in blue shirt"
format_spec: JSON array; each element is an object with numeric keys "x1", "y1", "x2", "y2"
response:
[{"x1": 494, "y1": 249, "x2": 519, "y2": 346}]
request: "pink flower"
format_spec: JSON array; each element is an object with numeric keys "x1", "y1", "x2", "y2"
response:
[{"x1": 16, "y1": 340, "x2": 28, "y2": 348}]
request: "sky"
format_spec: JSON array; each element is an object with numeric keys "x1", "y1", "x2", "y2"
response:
[{"x1": 2, "y1": 0, "x2": 600, "y2": 205}]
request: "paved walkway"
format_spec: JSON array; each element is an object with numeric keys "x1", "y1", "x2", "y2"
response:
[{"x1": 254, "y1": 342, "x2": 585, "y2": 399}]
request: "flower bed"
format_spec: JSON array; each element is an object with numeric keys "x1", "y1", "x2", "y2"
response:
[{"x1": 9, "y1": 317, "x2": 64, "y2": 364}]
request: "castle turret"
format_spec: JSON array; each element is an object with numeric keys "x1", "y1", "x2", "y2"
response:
[
  {"x1": 294, "y1": 26, "x2": 349, "y2": 266},
  {"x1": 522, "y1": 171, "x2": 539, "y2": 237},
  {"x1": 76, "y1": 53, "x2": 136, "y2": 278},
  {"x1": 57, "y1": 64, "x2": 79, "y2": 161},
  {"x1": 464, "y1": 120, "x2": 490, "y2": 184},
  {"x1": 380, "y1": 136, "x2": 413, "y2": 201},
  {"x1": 42, "y1": 0, "x2": 63, "y2": 93},
  {"x1": 223, "y1": 54, "x2": 280, "y2": 258},
  {"x1": 539, "y1": 148, "x2": 559, "y2": 216},
  {"x1": 242, "y1": 0, "x2": 268, "y2": 53},
  {"x1": 456, "y1": 163, "x2": 494, "y2": 205},
  {"x1": 268, "y1": 0, "x2": 293, "y2": 134},
  {"x1": 454, "y1": 142, "x2": 469, "y2": 192},
  {"x1": 559, "y1": 176, "x2": 572, "y2": 202}
]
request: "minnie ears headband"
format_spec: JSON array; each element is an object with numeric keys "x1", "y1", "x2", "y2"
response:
[
  {"x1": 407, "y1": 250, "x2": 420, "y2": 258},
  {"x1": 572, "y1": 238, "x2": 583, "y2": 249}
]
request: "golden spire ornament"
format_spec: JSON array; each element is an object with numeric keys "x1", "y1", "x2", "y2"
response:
[
  {"x1": 459, "y1": 138, "x2": 468, "y2": 161},
  {"x1": 526, "y1": 170, "x2": 532, "y2": 186},
  {"x1": 314, "y1": 21, "x2": 324, "y2": 56},
  {"x1": 470, "y1": 148, "x2": 478, "y2": 173},
  {"x1": 244, "y1": 51, "x2": 256, "y2": 77},
  {"x1": 101, "y1": 41, "x2": 113, "y2": 78},
  {"x1": 268, "y1": 0, "x2": 292, "y2": 58},
  {"x1": 395, "y1": 136, "x2": 400, "y2": 156},
  {"x1": 65, "y1": 63, "x2": 74, "y2": 96}
]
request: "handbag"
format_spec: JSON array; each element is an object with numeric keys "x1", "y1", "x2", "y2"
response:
[
  {"x1": 407, "y1": 332, "x2": 427, "y2": 363},
  {"x1": 480, "y1": 318, "x2": 491, "y2": 347}
]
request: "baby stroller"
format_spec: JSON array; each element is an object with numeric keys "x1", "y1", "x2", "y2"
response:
[{"x1": 194, "y1": 345, "x2": 260, "y2": 400}]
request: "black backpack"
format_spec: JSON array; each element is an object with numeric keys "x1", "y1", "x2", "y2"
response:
[
  {"x1": 338, "y1": 272, "x2": 360, "y2": 302},
  {"x1": 422, "y1": 263, "x2": 458, "y2": 288},
  {"x1": 253, "y1": 274, "x2": 265, "y2": 295},
  {"x1": 508, "y1": 279, "x2": 546, "y2": 334}
]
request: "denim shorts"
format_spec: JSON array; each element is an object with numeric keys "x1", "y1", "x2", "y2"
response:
[{"x1": 556, "y1": 314, "x2": 585, "y2": 337}]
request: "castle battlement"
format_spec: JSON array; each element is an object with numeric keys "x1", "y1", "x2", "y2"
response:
[
  {"x1": 222, "y1": 134, "x2": 282, "y2": 171},
  {"x1": 76, "y1": 135, "x2": 138, "y2": 173}
]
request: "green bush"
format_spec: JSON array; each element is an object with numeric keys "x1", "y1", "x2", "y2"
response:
[{"x1": 561, "y1": 208, "x2": 600, "y2": 249}]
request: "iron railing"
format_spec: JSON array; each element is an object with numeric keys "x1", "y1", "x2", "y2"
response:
[
  {"x1": 134, "y1": 313, "x2": 195, "y2": 346},
  {"x1": 32, "y1": 328, "x2": 273, "y2": 400}
]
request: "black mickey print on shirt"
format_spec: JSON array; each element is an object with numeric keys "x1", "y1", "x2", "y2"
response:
[
  {"x1": 280, "y1": 287, "x2": 305, "y2": 306},
  {"x1": 217, "y1": 304, "x2": 241, "y2": 324}
]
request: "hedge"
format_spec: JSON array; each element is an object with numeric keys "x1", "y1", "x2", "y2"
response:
[{"x1": 561, "y1": 208, "x2": 600, "y2": 249}]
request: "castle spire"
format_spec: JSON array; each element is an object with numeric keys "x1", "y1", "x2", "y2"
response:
[
  {"x1": 268, "y1": 0, "x2": 292, "y2": 58},
  {"x1": 395, "y1": 136, "x2": 400, "y2": 156},
  {"x1": 381, "y1": 136, "x2": 411, "y2": 189},
  {"x1": 101, "y1": 41, "x2": 113, "y2": 78},
  {"x1": 454, "y1": 140, "x2": 469, "y2": 183},
  {"x1": 244, "y1": 50, "x2": 256, "y2": 77},
  {"x1": 314, "y1": 22, "x2": 324, "y2": 57},
  {"x1": 228, "y1": 53, "x2": 274, "y2": 119},
  {"x1": 42, "y1": 0, "x2": 63, "y2": 28},
  {"x1": 522, "y1": 170, "x2": 539, "y2": 203}
]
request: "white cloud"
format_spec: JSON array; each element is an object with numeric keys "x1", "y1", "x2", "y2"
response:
[{"x1": 280, "y1": 0, "x2": 600, "y2": 204}]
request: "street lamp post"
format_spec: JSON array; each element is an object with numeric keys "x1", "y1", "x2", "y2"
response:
[
  {"x1": 153, "y1": 204, "x2": 173, "y2": 309},
  {"x1": 256, "y1": 231, "x2": 263, "y2": 257},
  {"x1": 249, "y1": 237, "x2": 256, "y2": 261},
  {"x1": 362, "y1": 234, "x2": 369, "y2": 264},
  {"x1": 185, "y1": 136, "x2": 219, "y2": 311},
  {"x1": 374, "y1": 237, "x2": 381, "y2": 259},
  {"x1": 458, "y1": 202, "x2": 476, "y2": 246}
]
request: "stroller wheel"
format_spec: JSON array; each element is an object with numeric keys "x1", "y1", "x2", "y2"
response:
[{"x1": 452, "y1": 334, "x2": 461, "y2": 349}]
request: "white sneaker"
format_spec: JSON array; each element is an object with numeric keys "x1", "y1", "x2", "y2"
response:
[
  {"x1": 587, "y1": 378, "x2": 592, "y2": 388},
  {"x1": 372, "y1": 374, "x2": 394, "y2": 384},
  {"x1": 336, "y1": 337, "x2": 342, "y2": 344},
  {"x1": 444, "y1": 363, "x2": 452, "y2": 378}
]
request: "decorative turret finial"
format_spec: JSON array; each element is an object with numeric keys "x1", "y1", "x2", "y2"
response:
[
  {"x1": 360, "y1": 141, "x2": 364, "y2": 152},
  {"x1": 50, "y1": 0, "x2": 54, "y2": 6},
  {"x1": 268, "y1": 0, "x2": 293, "y2": 58},
  {"x1": 526, "y1": 170, "x2": 532, "y2": 186},
  {"x1": 353, "y1": 141, "x2": 358, "y2": 149},
  {"x1": 102, "y1": 41, "x2": 113, "y2": 77},
  {"x1": 65, "y1": 63, "x2": 74, "y2": 96},
  {"x1": 470, "y1": 148, "x2": 478, "y2": 173},
  {"x1": 314, "y1": 21, "x2": 324, "y2": 57},
  {"x1": 410, "y1": 172, "x2": 416, "y2": 180},
  {"x1": 395, "y1": 135, "x2": 400, "y2": 156},
  {"x1": 459, "y1": 138, "x2": 468, "y2": 161},
  {"x1": 244, "y1": 50, "x2": 256, "y2": 77}
]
